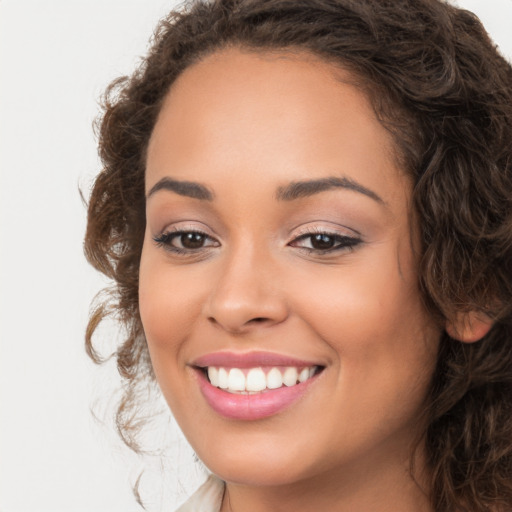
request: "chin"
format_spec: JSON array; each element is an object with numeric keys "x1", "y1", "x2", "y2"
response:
[{"x1": 190, "y1": 425, "x2": 330, "y2": 487}]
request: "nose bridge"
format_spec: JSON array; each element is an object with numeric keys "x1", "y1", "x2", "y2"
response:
[{"x1": 204, "y1": 235, "x2": 288, "y2": 333}]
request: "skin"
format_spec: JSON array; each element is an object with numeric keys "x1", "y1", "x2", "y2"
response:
[{"x1": 139, "y1": 48, "x2": 442, "y2": 512}]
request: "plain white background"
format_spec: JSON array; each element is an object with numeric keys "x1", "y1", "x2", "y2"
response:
[{"x1": 1, "y1": 1, "x2": 511, "y2": 511}]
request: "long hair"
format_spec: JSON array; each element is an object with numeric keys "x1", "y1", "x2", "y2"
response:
[{"x1": 84, "y1": 1, "x2": 512, "y2": 510}]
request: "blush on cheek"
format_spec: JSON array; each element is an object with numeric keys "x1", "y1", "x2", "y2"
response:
[{"x1": 140, "y1": 282, "x2": 205, "y2": 364}]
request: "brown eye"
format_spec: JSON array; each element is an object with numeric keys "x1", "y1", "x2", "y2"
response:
[
  {"x1": 153, "y1": 230, "x2": 219, "y2": 253},
  {"x1": 179, "y1": 232, "x2": 207, "y2": 249},
  {"x1": 289, "y1": 231, "x2": 362, "y2": 254},
  {"x1": 310, "y1": 234, "x2": 336, "y2": 250}
]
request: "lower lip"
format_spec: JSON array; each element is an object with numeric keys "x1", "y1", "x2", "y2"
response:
[{"x1": 195, "y1": 369, "x2": 319, "y2": 421}]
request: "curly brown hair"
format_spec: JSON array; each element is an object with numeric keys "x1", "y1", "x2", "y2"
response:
[{"x1": 84, "y1": 0, "x2": 512, "y2": 510}]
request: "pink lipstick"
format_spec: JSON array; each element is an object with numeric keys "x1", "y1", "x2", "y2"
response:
[{"x1": 192, "y1": 351, "x2": 323, "y2": 421}]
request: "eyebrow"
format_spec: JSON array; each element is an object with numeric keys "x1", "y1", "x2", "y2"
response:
[
  {"x1": 146, "y1": 175, "x2": 384, "y2": 205},
  {"x1": 276, "y1": 176, "x2": 384, "y2": 204},
  {"x1": 146, "y1": 177, "x2": 214, "y2": 201}
]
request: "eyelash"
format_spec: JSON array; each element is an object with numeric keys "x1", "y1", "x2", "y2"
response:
[
  {"x1": 153, "y1": 229, "x2": 218, "y2": 255},
  {"x1": 290, "y1": 230, "x2": 361, "y2": 254},
  {"x1": 153, "y1": 228, "x2": 361, "y2": 256}
]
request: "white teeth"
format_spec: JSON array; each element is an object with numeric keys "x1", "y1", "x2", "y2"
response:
[
  {"x1": 218, "y1": 368, "x2": 229, "y2": 389},
  {"x1": 283, "y1": 367, "x2": 298, "y2": 386},
  {"x1": 266, "y1": 367, "x2": 283, "y2": 389},
  {"x1": 208, "y1": 367, "x2": 219, "y2": 387},
  {"x1": 206, "y1": 365, "x2": 319, "y2": 393},
  {"x1": 298, "y1": 367, "x2": 310, "y2": 383},
  {"x1": 246, "y1": 368, "x2": 266, "y2": 392},
  {"x1": 228, "y1": 368, "x2": 246, "y2": 391}
]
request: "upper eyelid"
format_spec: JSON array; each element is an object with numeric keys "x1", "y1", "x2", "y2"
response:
[
  {"x1": 291, "y1": 224, "x2": 361, "y2": 239},
  {"x1": 152, "y1": 222, "x2": 362, "y2": 245},
  {"x1": 290, "y1": 232, "x2": 361, "y2": 245},
  {"x1": 156, "y1": 222, "x2": 218, "y2": 238},
  {"x1": 156, "y1": 227, "x2": 358, "y2": 240},
  {"x1": 292, "y1": 232, "x2": 358, "y2": 241}
]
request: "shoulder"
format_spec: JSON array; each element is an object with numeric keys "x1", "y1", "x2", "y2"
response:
[{"x1": 175, "y1": 474, "x2": 225, "y2": 512}]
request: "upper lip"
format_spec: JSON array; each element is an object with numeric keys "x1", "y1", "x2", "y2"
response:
[{"x1": 192, "y1": 351, "x2": 323, "y2": 369}]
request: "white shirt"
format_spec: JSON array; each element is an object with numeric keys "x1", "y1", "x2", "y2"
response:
[{"x1": 175, "y1": 474, "x2": 225, "y2": 512}]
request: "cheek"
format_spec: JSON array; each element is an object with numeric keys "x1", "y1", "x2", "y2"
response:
[
  {"x1": 291, "y1": 255, "x2": 439, "y2": 437},
  {"x1": 289, "y1": 246, "x2": 438, "y2": 370},
  {"x1": 138, "y1": 247, "x2": 211, "y2": 417},
  {"x1": 138, "y1": 247, "x2": 206, "y2": 361}
]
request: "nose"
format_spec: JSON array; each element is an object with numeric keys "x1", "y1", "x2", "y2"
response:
[{"x1": 203, "y1": 245, "x2": 289, "y2": 334}]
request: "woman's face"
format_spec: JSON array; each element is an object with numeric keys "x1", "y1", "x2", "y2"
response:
[{"x1": 140, "y1": 48, "x2": 441, "y2": 487}]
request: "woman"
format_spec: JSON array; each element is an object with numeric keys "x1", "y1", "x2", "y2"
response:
[{"x1": 84, "y1": 0, "x2": 512, "y2": 510}]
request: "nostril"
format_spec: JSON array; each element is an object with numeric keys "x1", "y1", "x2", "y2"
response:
[{"x1": 207, "y1": 315, "x2": 270, "y2": 331}]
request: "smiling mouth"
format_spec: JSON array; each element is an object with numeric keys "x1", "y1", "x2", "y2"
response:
[
  {"x1": 200, "y1": 365, "x2": 323, "y2": 394},
  {"x1": 193, "y1": 354, "x2": 325, "y2": 420}
]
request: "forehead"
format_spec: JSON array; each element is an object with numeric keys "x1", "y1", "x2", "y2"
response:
[{"x1": 146, "y1": 47, "x2": 407, "y2": 206}]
